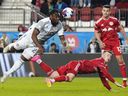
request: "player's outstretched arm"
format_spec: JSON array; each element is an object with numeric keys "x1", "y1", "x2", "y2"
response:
[
  {"x1": 32, "y1": 28, "x2": 44, "y2": 55},
  {"x1": 100, "y1": 67, "x2": 124, "y2": 88},
  {"x1": 99, "y1": 71, "x2": 112, "y2": 91}
]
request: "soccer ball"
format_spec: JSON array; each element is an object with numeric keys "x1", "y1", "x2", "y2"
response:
[
  {"x1": 28, "y1": 72, "x2": 35, "y2": 77},
  {"x1": 62, "y1": 7, "x2": 73, "y2": 19}
]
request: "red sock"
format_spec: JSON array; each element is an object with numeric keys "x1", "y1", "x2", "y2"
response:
[
  {"x1": 39, "y1": 62, "x2": 54, "y2": 76},
  {"x1": 119, "y1": 62, "x2": 127, "y2": 79},
  {"x1": 54, "y1": 75, "x2": 69, "y2": 82}
]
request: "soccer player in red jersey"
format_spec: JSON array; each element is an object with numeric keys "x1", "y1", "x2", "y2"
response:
[
  {"x1": 94, "y1": 5, "x2": 128, "y2": 87},
  {"x1": 31, "y1": 51, "x2": 124, "y2": 91}
]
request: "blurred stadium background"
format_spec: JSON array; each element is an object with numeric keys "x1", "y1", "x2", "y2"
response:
[{"x1": 0, "y1": 0, "x2": 128, "y2": 95}]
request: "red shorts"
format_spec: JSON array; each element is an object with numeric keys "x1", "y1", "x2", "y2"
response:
[
  {"x1": 103, "y1": 40, "x2": 122, "y2": 55},
  {"x1": 57, "y1": 61, "x2": 79, "y2": 76}
]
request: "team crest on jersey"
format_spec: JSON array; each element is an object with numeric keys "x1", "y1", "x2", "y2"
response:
[{"x1": 109, "y1": 22, "x2": 113, "y2": 26}]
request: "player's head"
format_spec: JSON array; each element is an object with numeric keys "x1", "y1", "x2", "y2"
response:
[
  {"x1": 49, "y1": 10, "x2": 60, "y2": 26},
  {"x1": 102, "y1": 5, "x2": 111, "y2": 18},
  {"x1": 102, "y1": 51, "x2": 112, "y2": 63}
]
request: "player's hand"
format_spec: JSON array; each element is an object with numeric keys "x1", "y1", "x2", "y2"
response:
[
  {"x1": 99, "y1": 41, "x2": 105, "y2": 48},
  {"x1": 114, "y1": 81, "x2": 124, "y2": 88}
]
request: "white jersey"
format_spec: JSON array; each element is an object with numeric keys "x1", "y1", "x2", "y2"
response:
[
  {"x1": 35, "y1": 17, "x2": 64, "y2": 42},
  {"x1": 24, "y1": 17, "x2": 63, "y2": 43},
  {"x1": 11, "y1": 17, "x2": 64, "y2": 59},
  {"x1": 17, "y1": 17, "x2": 64, "y2": 47}
]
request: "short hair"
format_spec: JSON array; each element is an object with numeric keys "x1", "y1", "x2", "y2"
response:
[
  {"x1": 51, "y1": 43, "x2": 56, "y2": 46},
  {"x1": 103, "y1": 5, "x2": 111, "y2": 9},
  {"x1": 49, "y1": 10, "x2": 60, "y2": 17}
]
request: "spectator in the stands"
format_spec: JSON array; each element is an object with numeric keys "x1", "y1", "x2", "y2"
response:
[
  {"x1": 55, "y1": 0, "x2": 68, "y2": 12},
  {"x1": 18, "y1": 25, "x2": 28, "y2": 38},
  {"x1": 87, "y1": 38, "x2": 101, "y2": 53},
  {"x1": 49, "y1": 43, "x2": 59, "y2": 54},
  {"x1": 40, "y1": 0, "x2": 54, "y2": 16},
  {"x1": 36, "y1": 0, "x2": 44, "y2": 9},
  {"x1": 91, "y1": 0, "x2": 103, "y2": 8},
  {"x1": 82, "y1": 0, "x2": 91, "y2": 7},
  {"x1": 62, "y1": 0, "x2": 71, "y2": 6},
  {"x1": 70, "y1": 0, "x2": 79, "y2": 7},
  {"x1": 0, "y1": 33, "x2": 10, "y2": 52},
  {"x1": 101, "y1": 0, "x2": 111, "y2": 6}
]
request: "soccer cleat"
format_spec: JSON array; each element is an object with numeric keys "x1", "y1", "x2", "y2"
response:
[
  {"x1": 31, "y1": 55, "x2": 41, "y2": 62},
  {"x1": 3, "y1": 46, "x2": 9, "y2": 53},
  {"x1": 0, "y1": 73, "x2": 8, "y2": 83},
  {"x1": 122, "y1": 80, "x2": 127, "y2": 87},
  {"x1": 45, "y1": 78, "x2": 52, "y2": 87}
]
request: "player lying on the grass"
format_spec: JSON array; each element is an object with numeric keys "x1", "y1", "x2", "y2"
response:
[{"x1": 31, "y1": 51, "x2": 124, "y2": 91}]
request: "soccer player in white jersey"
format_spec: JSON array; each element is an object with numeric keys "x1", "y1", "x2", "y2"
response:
[{"x1": 0, "y1": 10, "x2": 67, "y2": 83}]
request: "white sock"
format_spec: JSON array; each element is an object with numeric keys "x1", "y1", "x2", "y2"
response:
[
  {"x1": 36, "y1": 59, "x2": 43, "y2": 64},
  {"x1": 6, "y1": 58, "x2": 24, "y2": 76},
  {"x1": 50, "y1": 79, "x2": 55, "y2": 83}
]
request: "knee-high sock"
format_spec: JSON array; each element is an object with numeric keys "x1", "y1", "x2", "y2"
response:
[
  {"x1": 34, "y1": 58, "x2": 54, "y2": 76},
  {"x1": 54, "y1": 75, "x2": 69, "y2": 82},
  {"x1": 119, "y1": 62, "x2": 127, "y2": 80},
  {"x1": 6, "y1": 58, "x2": 24, "y2": 76},
  {"x1": 39, "y1": 62, "x2": 54, "y2": 76}
]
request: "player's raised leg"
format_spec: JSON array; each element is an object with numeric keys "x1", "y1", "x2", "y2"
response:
[
  {"x1": 0, "y1": 47, "x2": 37, "y2": 83},
  {"x1": 0, "y1": 55, "x2": 25, "y2": 83},
  {"x1": 31, "y1": 55, "x2": 54, "y2": 76}
]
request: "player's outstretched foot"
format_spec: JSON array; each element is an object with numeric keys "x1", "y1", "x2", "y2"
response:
[
  {"x1": 0, "y1": 73, "x2": 8, "y2": 83},
  {"x1": 122, "y1": 80, "x2": 128, "y2": 88},
  {"x1": 31, "y1": 55, "x2": 41, "y2": 62},
  {"x1": 3, "y1": 46, "x2": 9, "y2": 53},
  {"x1": 45, "y1": 78, "x2": 52, "y2": 87}
]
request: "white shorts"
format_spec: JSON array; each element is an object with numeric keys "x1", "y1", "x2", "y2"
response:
[
  {"x1": 13, "y1": 33, "x2": 33, "y2": 50},
  {"x1": 22, "y1": 47, "x2": 39, "y2": 60},
  {"x1": 9, "y1": 30, "x2": 39, "y2": 60}
]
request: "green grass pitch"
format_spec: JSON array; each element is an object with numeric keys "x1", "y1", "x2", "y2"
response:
[{"x1": 0, "y1": 77, "x2": 127, "y2": 96}]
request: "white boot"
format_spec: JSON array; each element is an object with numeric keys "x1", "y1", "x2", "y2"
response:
[
  {"x1": 3, "y1": 46, "x2": 9, "y2": 53},
  {"x1": 0, "y1": 72, "x2": 9, "y2": 83}
]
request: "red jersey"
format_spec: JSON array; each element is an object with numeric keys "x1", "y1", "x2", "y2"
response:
[
  {"x1": 57, "y1": 58, "x2": 113, "y2": 80},
  {"x1": 57, "y1": 57, "x2": 115, "y2": 90},
  {"x1": 94, "y1": 16, "x2": 120, "y2": 43}
]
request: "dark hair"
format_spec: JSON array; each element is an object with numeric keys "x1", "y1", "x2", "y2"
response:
[
  {"x1": 103, "y1": 5, "x2": 111, "y2": 9},
  {"x1": 51, "y1": 43, "x2": 56, "y2": 46},
  {"x1": 49, "y1": 10, "x2": 60, "y2": 17}
]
